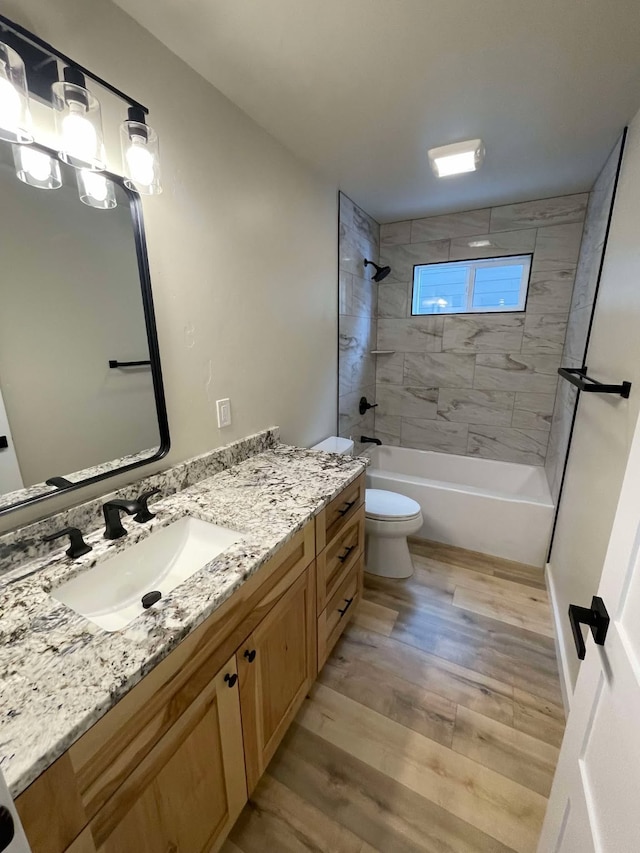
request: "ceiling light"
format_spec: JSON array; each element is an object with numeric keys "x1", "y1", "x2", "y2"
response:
[
  {"x1": 468, "y1": 239, "x2": 492, "y2": 248},
  {"x1": 428, "y1": 139, "x2": 485, "y2": 178}
]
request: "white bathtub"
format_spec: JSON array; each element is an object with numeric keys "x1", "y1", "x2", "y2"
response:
[{"x1": 364, "y1": 445, "x2": 554, "y2": 567}]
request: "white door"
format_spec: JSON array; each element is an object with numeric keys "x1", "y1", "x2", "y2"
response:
[
  {"x1": 538, "y1": 394, "x2": 640, "y2": 851},
  {"x1": 0, "y1": 386, "x2": 23, "y2": 495}
]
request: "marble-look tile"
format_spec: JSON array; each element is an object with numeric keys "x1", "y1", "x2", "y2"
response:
[
  {"x1": 377, "y1": 282, "x2": 409, "y2": 319},
  {"x1": 410, "y1": 209, "x2": 491, "y2": 243},
  {"x1": 467, "y1": 425, "x2": 549, "y2": 466},
  {"x1": 339, "y1": 385, "x2": 376, "y2": 437},
  {"x1": 570, "y1": 235, "x2": 603, "y2": 313},
  {"x1": 377, "y1": 317, "x2": 444, "y2": 353},
  {"x1": 376, "y1": 385, "x2": 438, "y2": 419},
  {"x1": 473, "y1": 353, "x2": 560, "y2": 395},
  {"x1": 339, "y1": 192, "x2": 356, "y2": 231},
  {"x1": 512, "y1": 393, "x2": 556, "y2": 431},
  {"x1": 353, "y1": 205, "x2": 380, "y2": 250},
  {"x1": 437, "y1": 389, "x2": 515, "y2": 426},
  {"x1": 522, "y1": 314, "x2": 568, "y2": 354},
  {"x1": 490, "y1": 194, "x2": 588, "y2": 232},
  {"x1": 545, "y1": 379, "x2": 578, "y2": 502},
  {"x1": 532, "y1": 223, "x2": 584, "y2": 272},
  {"x1": 562, "y1": 305, "x2": 591, "y2": 363},
  {"x1": 449, "y1": 228, "x2": 536, "y2": 260},
  {"x1": 403, "y1": 352, "x2": 476, "y2": 388},
  {"x1": 401, "y1": 419, "x2": 469, "y2": 454},
  {"x1": 526, "y1": 269, "x2": 576, "y2": 314},
  {"x1": 351, "y1": 274, "x2": 377, "y2": 318},
  {"x1": 442, "y1": 314, "x2": 525, "y2": 353},
  {"x1": 339, "y1": 224, "x2": 363, "y2": 276},
  {"x1": 380, "y1": 220, "x2": 411, "y2": 246},
  {"x1": 374, "y1": 414, "x2": 401, "y2": 446},
  {"x1": 339, "y1": 270, "x2": 352, "y2": 315},
  {"x1": 375, "y1": 351, "x2": 405, "y2": 385},
  {"x1": 379, "y1": 239, "x2": 450, "y2": 281}
]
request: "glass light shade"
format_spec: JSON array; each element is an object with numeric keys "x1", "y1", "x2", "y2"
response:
[
  {"x1": 13, "y1": 144, "x2": 62, "y2": 189},
  {"x1": 120, "y1": 120, "x2": 161, "y2": 195},
  {"x1": 0, "y1": 42, "x2": 33, "y2": 144},
  {"x1": 77, "y1": 169, "x2": 117, "y2": 209},
  {"x1": 52, "y1": 80, "x2": 105, "y2": 171}
]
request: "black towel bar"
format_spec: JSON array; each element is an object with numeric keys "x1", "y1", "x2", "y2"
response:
[
  {"x1": 109, "y1": 359, "x2": 151, "y2": 369},
  {"x1": 558, "y1": 366, "x2": 631, "y2": 398}
]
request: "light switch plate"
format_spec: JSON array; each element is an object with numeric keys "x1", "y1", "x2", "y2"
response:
[{"x1": 216, "y1": 398, "x2": 231, "y2": 428}]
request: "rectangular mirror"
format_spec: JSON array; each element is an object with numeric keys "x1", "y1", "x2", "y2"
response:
[{"x1": 0, "y1": 139, "x2": 169, "y2": 516}]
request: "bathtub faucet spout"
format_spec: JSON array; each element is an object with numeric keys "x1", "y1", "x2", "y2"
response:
[{"x1": 360, "y1": 435, "x2": 382, "y2": 446}]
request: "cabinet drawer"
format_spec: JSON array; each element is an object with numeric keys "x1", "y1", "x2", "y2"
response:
[
  {"x1": 316, "y1": 505, "x2": 364, "y2": 612},
  {"x1": 317, "y1": 553, "x2": 363, "y2": 670},
  {"x1": 315, "y1": 473, "x2": 365, "y2": 552}
]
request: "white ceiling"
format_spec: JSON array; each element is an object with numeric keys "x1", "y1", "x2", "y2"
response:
[{"x1": 114, "y1": 0, "x2": 640, "y2": 222}]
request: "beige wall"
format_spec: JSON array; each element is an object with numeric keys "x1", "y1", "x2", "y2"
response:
[
  {"x1": 0, "y1": 0, "x2": 337, "y2": 532},
  {"x1": 549, "y1": 108, "x2": 640, "y2": 693}
]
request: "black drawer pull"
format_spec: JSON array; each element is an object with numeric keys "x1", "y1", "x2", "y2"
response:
[
  {"x1": 338, "y1": 596, "x2": 354, "y2": 618},
  {"x1": 0, "y1": 436, "x2": 8, "y2": 450},
  {"x1": 337, "y1": 545, "x2": 355, "y2": 563},
  {"x1": 0, "y1": 806, "x2": 15, "y2": 850},
  {"x1": 568, "y1": 596, "x2": 610, "y2": 660},
  {"x1": 338, "y1": 499, "x2": 356, "y2": 517},
  {"x1": 244, "y1": 649, "x2": 256, "y2": 663},
  {"x1": 224, "y1": 672, "x2": 238, "y2": 688}
]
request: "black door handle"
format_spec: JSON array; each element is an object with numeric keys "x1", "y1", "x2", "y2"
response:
[
  {"x1": 568, "y1": 596, "x2": 610, "y2": 660},
  {"x1": 0, "y1": 806, "x2": 15, "y2": 851},
  {"x1": 0, "y1": 436, "x2": 8, "y2": 450}
]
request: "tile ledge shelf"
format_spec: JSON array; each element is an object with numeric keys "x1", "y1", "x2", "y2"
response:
[{"x1": 371, "y1": 350, "x2": 396, "y2": 354}]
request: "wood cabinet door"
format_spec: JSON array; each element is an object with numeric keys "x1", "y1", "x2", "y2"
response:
[
  {"x1": 238, "y1": 563, "x2": 316, "y2": 792},
  {"x1": 92, "y1": 656, "x2": 246, "y2": 853}
]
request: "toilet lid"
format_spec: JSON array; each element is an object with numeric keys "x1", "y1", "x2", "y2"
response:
[{"x1": 365, "y1": 489, "x2": 421, "y2": 521}]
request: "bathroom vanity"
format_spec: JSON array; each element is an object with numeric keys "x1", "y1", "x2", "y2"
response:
[{"x1": 0, "y1": 440, "x2": 366, "y2": 853}]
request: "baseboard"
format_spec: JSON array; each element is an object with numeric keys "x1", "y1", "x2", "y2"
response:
[{"x1": 545, "y1": 560, "x2": 573, "y2": 714}]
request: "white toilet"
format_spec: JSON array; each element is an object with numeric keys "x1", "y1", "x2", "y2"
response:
[{"x1": 311, "y1": 436, "x2": 423, "y2": 579}]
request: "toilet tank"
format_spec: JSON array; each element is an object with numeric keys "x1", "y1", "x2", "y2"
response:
[{"x1": 310, "y1": 436, "x2": 354, "y2": 456}]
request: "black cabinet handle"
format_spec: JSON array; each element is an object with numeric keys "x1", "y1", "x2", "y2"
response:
[
  {"x1": 568, "y1": 596, "x2": 610, "y2": 660},
  {"x1": 337, "y1": 545, "x2": 355, "y2": 563},
  {"x1": 0, "y1": 806, "x2": 15, "y2": 851},
  {"x1": 0, "y1": 435, "x2": 8, "y2": 450},
  {"x1": 338, "y1": 596, "x2": 354, "y2": 618},
  {"x1": 244, "y1": 649, "x2": 256, "y2": 663},
  {"x1": 338, "y1": 500, "x2": 356, "y2": 517},
  {"x1": 224, "y1": 672, "x2": 238, "y2": 688}
]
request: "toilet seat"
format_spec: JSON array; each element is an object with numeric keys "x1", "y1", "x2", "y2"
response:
[{"x1": 365, "y1": 489, "x2": 421, "y2": 522}]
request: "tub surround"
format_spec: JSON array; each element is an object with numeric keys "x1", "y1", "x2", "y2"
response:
[
  {"x1": 0, "y1": 440, "x2": 367, "y2": 798},
  {"x1": 338, "y1": 193, "x2": 380, "y2": 455},
  {"x1": 375, "y1": 194, "x2": 588, "y2": 466}
]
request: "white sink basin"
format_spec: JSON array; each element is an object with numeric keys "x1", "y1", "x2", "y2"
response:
[{"x1": 52, "y1": 516, "x2": 243, "y2": 632}]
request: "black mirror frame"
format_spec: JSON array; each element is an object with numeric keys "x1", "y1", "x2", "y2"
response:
[{"x1": 0, "y1": 142, "x2": 170, "y2": 518}]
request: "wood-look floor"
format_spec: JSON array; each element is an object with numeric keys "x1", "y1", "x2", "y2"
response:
[{"x1": 224, "y1": 539, "x2": 564, "y2": 853}]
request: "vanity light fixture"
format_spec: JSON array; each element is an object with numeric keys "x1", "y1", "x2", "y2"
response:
[
  {"x1": 13, "y1": 144, "x2": 61, "y2": 189},
  {"x1": 52, "y1": 67, "x2": 106, "y2": 171},
  {"x1": 76, "y1": 168, "x2": 117, "y2": 209},
  {"x1": 0, "y1": 41, "x2": 32, "y2": 143},
  {"x1": 120, "y1": 107, "x2": 162, "y2": 195},
  {"x1": 428, "y1": 139, "x2": 485, "y2": 178}
]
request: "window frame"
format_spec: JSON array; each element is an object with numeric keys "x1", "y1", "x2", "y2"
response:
[{"x1": 411, "y1": 253, "x2": 533, "y2": 317}]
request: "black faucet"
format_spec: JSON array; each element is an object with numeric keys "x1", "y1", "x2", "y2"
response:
[
  {"x1": 103, "y1": 499, "x2": 141, "y2": 540},
  {"x1": 43, "y1": 527, "x2": 92, "y2": 559},
  {"x1": 360, "y1": 435, "x2": 382, "y2": 446},
  {"x1": 133, "y1": 488, "x2": 161, "y2": 523}
]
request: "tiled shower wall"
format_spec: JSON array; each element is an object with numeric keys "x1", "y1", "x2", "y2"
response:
[
  {"x1": 338, "y1": 193, "x2": 380, "y2": 454},
  {"x1": 374, "y1": 195, "x2": 588, "y2": 465},
  {"x1": 545, "y1": 134, "x2": 625, "y2": 501}
]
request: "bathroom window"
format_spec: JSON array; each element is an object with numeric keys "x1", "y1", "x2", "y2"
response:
[{"x1": 411, "y1": 254, "x2": 532, "y2": 315}]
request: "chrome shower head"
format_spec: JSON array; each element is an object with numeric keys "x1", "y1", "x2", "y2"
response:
[{"x1": 364, "y1": 259, "x2": 391, "y2": 282}]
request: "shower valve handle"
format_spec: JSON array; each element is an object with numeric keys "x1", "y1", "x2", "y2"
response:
[{"x1": 359, "y1": 396, "x2": 378, "y2": 415}]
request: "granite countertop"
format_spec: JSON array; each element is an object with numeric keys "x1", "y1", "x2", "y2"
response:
[{"x1": 0, "y1": 444, "x2": 367, "y2": 798}]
